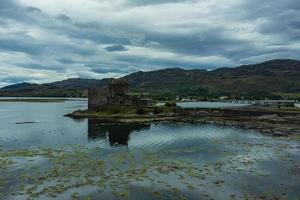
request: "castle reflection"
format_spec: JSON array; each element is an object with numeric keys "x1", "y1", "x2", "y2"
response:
[{"x1": 88, "y1": 119, "x2": 150, "y2": 146}]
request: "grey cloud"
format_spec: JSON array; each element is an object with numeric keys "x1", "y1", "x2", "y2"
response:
[
  {"x1": 26, "y1": 6, "x2": 42, "y2": 13},
  {"x1": 45, "y1": 21, "x2": 134, "y2": 48},
  {"x1": 0, "y1": 34, "x2": 96, "y2": 57},
  {"x1": 104, "y1": 44, "x2": 127, "y2": 52},
  {"x1": 56, "y1": 14, "x2": 72, "y2": 22},
  {"x1": 128, "y1": 0, "x2": 187, "y2": 6},
  {"x1": 57, "y1": 58, "x2": 78, "y2": 65},
  {"x1": 143, "y1": 30, "x2": 260, "y2": 63},
  {"x1": 0, "y1": 0, "x2": 42, "y2": 23},
  {"x1": 3, "y1": 77, "x2": 32, "y2": 84},
  {"x1": 0, "y1": 0, "x2": 22, "y2": 19},
  {"x1": 0, "y1": 38, "x2": 44, "y2": 55},
  {"x1": 18, "y1": 63, "x2": 65, "y2": 72},
  {"x1": 91, "y1": 67, "x2": 129, "y2": 74},
  {"x1": 0, "y1": 19, "x2": 7, "y2": 25},
  {"x1": 241, "y1": 1, "x2": 300, "y2": 39},
  {"x1": 0, "y1": 0, "x2": 300, "y2": 86},
  {"x1": 290, "y1": 21, "x2": 300, "y2": 29},
  {"x1": 114, "y1": 53, "x2": 219, "y2": 69}
]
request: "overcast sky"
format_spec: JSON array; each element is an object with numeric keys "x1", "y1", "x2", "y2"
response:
[{"x1": 0, "y1": 0, "x2": 300, "y2": 87}]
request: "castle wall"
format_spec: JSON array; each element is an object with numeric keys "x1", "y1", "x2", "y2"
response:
[
  {"x1": 88, "y1": 87, "x2": 109, "y2": 111},
  {"x1": 88, "y1": 78, "x2": 152, "y2": 111}
]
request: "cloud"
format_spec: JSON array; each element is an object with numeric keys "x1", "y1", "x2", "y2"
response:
[
  {"x1": 104, "y1": 44, "x2": 127, "y2": 52},
  {"x1": 128, "y1": 0, "x2": 186, "y2": 6},
  {"x1": 56, "y1": 14, "x2": 72, "y2": 22},
  {"x1": 0, "y1": 0, "x2": 299, "y2": 86},
  {"x1": 26, "y1": 6, "x2": 42, "y2": 13}
]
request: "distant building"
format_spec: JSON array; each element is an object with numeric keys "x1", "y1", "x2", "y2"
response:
[
  {"x1": 181, "y1": 98, "x2": 192, "y2": 102},
  {"x1": 88, "y1": 78, "x2": 152, "y2": 111},
  {"x1": 219, "y1": 96, "x2": 228, "y2": 100}
]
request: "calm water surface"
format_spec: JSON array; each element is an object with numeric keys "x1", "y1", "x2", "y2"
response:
[{"x1": 0, "y1": 100, "x2": 299, "y2": 200}]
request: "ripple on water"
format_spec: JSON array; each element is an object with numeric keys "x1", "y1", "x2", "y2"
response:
[{"x1": 0, "y1": 101, "x2": 299, "y2": 199}]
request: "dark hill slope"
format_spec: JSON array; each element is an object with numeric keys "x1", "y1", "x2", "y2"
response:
[
  {"x1": 126, "y1": 59, "x2": 300, "y2": 98},
  {"x1": 206, "y1": 59, "x2": 300, "y2": 94},
  {"x1": 0, "y1": 79, "x2": 109, "y2": 97},
  {"x1": 126, "y1": 68, "x2": 207, "y2": 90},
  {"x1": 0, "y1": 59, "x2": 299, "y2": 98}
]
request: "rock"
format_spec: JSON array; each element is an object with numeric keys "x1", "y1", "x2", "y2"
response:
[{"x1": 257, "y1": 114, "x2": 285, "y2": 122}]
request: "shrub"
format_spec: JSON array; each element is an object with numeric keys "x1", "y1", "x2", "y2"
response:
[
  {"x1": 153, "y1": 106, "x2": 162, "y2": 114},
  {"x1": 112, "y1": 108, "x2": 121, "y2": 114},
  {"x1": 135, "y1": 107, "x2": 147, "y2": 115},
  {"x1": 165, "y1": 102, "x2": 177, "y2": 108}
]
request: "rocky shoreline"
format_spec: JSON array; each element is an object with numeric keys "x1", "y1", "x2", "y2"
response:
[
  {"x1": 66, "y1": 106, "x2": 300, "y2": 138},
  {"x1": 183, "y1": 115, "x2": 300, "y2": 138}
]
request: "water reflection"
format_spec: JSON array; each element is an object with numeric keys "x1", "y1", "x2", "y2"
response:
[{"x1": 88, "y1": 119, "x2": 150, "y2": 146}]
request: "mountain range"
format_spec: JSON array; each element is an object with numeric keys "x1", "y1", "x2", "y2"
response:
[{"x1": 1, "y1": 59, "x2": 300, "y2": 99}]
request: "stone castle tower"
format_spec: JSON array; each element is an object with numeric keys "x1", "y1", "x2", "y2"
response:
[{"x1": 88, "y1": 78, "x2": 151, "y2": 111}]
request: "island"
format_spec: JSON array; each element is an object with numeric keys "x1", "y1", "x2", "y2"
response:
[{"x1": 66, "y1": 78, "x2": 300, "y2": 138}]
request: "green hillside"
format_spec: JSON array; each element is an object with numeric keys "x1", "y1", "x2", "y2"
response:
[{"x1": 1, "y1": 59, "x2": 299, "y2": 100}]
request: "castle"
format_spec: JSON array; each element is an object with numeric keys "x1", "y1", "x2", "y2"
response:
[{"x1": 88, "y1": 78, "x2": 152, "y2": 111}]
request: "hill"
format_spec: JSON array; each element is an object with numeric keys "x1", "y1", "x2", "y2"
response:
[
  {"x1": 0, "y1": 78, "x2": 109, "y2": 97},
  {"x1": 126, "y1": 59, "x2": 300, "y2": 99},
  {"x1": 1, "y1": 59, "x2": 299, "y2": 99}
]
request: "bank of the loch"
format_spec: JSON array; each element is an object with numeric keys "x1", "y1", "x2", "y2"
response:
[{"x1": 66, "y1": 105, "x2": 300, "y2": 138}]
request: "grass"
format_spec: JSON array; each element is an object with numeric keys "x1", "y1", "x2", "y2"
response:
[
  {"x1": 67, "y1": 105, "x2": 177, "y2": 120},
  {"x1": 274, "y1": 92, "x2": 300, "y2": 99}
]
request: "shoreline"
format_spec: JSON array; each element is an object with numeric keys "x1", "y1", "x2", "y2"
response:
[
  {"x1": 0, "y1": 98, "x2": 87, "y2": 103},
  {"x1": 66, "y1": 106, "x2": 300, "y2": 138}
]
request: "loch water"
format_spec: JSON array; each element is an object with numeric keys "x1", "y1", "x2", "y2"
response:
[{"x1": 0, "y1": 99, "x2": 299, "y2": 200}]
